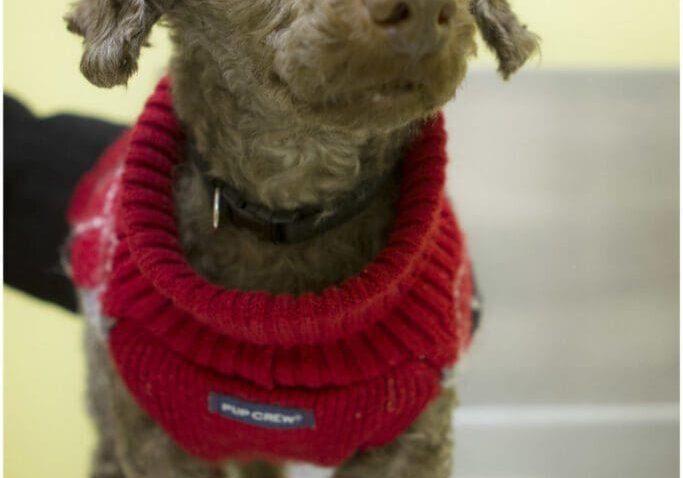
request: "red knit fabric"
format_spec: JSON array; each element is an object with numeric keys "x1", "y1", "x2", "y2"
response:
[{"x1": 68, "y1": 77, "x2": 474, "y2": 466}]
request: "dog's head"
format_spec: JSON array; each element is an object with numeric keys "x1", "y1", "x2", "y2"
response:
[{"x1": 66, "y1": 0, "x2": 539, "y2": 129}]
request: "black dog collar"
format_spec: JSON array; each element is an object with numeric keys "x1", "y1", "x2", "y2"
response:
[{"x1": 187, "y1": 141, "x2": 395, "y2": 244}]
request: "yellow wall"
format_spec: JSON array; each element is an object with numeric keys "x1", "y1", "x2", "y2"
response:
[
  {"x1": 4, "y1": 0, "x2": 680, "y2": 122},
  {"x1": 4, "y1": 288, "x2": 94, "y2": 478}
]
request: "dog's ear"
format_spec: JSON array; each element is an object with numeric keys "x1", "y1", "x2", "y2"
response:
[
  {"x1": 470, "y1": 0, "x2": 540, "y2": 79},
  {"x1": 65, "y1": 0, "x2": 165, "y2": 88}
]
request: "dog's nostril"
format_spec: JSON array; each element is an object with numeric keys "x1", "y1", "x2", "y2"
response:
[
  {"x1": 373, "y1": 1, "x2": 411, "y2": 26},
  {"x1": 437, "y1": 3, "x2": 454, "y2": 25},
  {"x1": 269, "y1": 71, "x2": 284, "y2": 86}
]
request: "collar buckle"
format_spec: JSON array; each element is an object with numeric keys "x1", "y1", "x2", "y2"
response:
[{"x1": 212, "y1": 183, "x2": 222, "y2": 230}]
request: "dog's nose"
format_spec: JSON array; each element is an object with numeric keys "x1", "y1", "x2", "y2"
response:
[{"x1": 363, "y1": 0, "x2": 455, "y2": 57}]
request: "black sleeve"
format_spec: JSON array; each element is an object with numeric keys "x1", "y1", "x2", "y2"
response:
[{"x1": 4, "y1": 95, "x2": 126, "y2": 312}]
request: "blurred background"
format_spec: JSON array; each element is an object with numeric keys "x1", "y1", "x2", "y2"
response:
[{"x1": 4, "y1": 0, "x2": 679, "y2": 477}]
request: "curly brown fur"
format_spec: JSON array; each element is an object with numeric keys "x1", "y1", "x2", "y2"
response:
[{"x1": 67, "y1": 0, "x2": 538, "y2": 476}]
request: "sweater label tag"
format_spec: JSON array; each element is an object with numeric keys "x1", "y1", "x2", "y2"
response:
[{"x1": 208, "y1": 393, "x2": 315, "y2": 430}]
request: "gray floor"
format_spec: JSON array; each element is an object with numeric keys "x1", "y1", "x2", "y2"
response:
[{"x1": 294, "y1": 71, "x2": 680, "y2": 477}]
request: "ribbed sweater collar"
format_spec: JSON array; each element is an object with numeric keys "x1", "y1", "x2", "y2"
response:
[{"x1": 112, "y1": 77, "x2": 456, "y2": 348}]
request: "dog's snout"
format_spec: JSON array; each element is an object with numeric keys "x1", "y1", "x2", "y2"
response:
[{"x1": 363, "y1": 0, "x2": 456, "y2": 57}]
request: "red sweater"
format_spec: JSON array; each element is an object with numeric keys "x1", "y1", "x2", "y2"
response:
[{"x1": 68, "y1": 78, "x2": 474, "y2": 466}]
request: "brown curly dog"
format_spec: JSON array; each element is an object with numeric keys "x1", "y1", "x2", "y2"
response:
[{"x1": 65, "y1": 0, "x2": 538, "y2": 476}]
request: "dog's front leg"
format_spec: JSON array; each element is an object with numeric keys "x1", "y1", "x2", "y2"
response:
[
  {"x1": 333, "y1": 389, "x2": 457, "y2": 478},
  {"x1": 85, "y1": 324, "x2": 126, "y2": 478},
  {"x1": 108, "y1": 369, "x2": 226, "y2": 478},
  {"x1": 86, "y1": 324, "x2": 225, "y2": 478}
]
